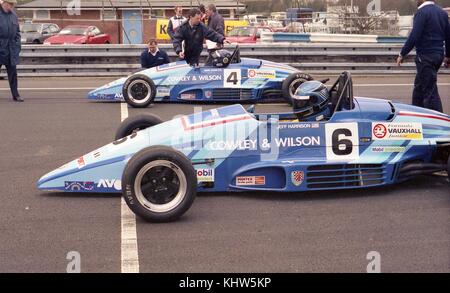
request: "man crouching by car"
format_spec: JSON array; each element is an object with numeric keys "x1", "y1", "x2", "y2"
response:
[
  {"x1": 0, "y1": 0, "x2": 23, "y2": 102},
  {"x1": 172, "y1": 8, "x2": 228, "y2": 66}
]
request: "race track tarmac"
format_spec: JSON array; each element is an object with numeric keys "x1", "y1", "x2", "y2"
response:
[{"x1": 0, "y1": 75, "x2": 449, "y2": 272}]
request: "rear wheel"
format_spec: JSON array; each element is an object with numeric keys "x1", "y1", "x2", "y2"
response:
[
  {"x1": 122, "y1": 146, "x2": 197, "y2": 222},
  {"x1": 447, "y1": 155, "x2": 450, "y2": 181},
  {"x1": 115, "y1": 114, "x2": 163, "y2": 140},
  {"x1": 282, "y1": 72, "x2": 314, "y2": 105},
  {"x1": 123, "y1": 74, "x2": 156, "y2": 108}
]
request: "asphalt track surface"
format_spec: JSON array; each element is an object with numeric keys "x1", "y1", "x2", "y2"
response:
[{"x1": 0, "y1": 75, "x2": 449, "y2": 273}]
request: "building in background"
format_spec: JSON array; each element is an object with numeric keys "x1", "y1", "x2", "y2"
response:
[{"x1": 17, "y1": 0, "x2": 246, "y2": 44}]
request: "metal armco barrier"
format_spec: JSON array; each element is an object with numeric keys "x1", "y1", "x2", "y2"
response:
[{"x1": 7, "y1": 43, "x2": 450, "y2": 77}]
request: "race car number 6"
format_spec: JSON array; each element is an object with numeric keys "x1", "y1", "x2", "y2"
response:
[{"x1": 325, "y1": 123, "x2": 359, "y2": 161}]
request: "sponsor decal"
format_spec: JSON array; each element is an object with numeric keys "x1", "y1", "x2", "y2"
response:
[
  {"x1": 247, "y1": 69, "x2": 276, "y2": 79},
  {"x1": 291, "y1": 171, "x2": 304, "y2": 186},
  {"x1": 372, "y1": 123, "x2": 423, "y2": 140},
  {"x1": 196, "y1": 169, "x2": 214, "y2": 182},
  {"x1": 76, "y1": 156, "x2": 86, "y2": 169},
  {"x1": 114, "y1": 93, "x2": 124, "y2": 99},
  {"x1": 97, "y1": 179, "x2": 122, "y2": 191},
  {"x1": 180, "y1": 93, "x2": 196, "y2": 100},
  {"x1": 167, "y1": 74, "x2": 222, "y2": 84},
  {"x1": 371, "y1": 147, "x2": 406, "y2": 153},
  {"x1": 205, "y1": 90, "x2": 213, "y2": 99},
  {"x1": 207, "y1": 136, "x2": 321, "y2": 151},
  {"x1": 236, "y1": 176, "x2": 266, "y2": 186},
  {"x1": 156, "y1": 87, "x2": 170, "y2": 97},
  {"x1": 93, "y1": 151, "x2": 101, "y2": 158},
  {"x1": 65, "y1": 181, "x2": 94, "y2": 191}
]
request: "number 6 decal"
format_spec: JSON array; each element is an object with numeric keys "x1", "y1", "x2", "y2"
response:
[
  {"x1": 325, "y1": 123, "x2": 359, "y2": 161},
  {"x1": 224, "y1": 69, "x2": 241, "y2": 88}
]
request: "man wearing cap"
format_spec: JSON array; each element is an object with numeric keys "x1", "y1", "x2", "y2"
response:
[{"x1": 0, "y1": 0, "x2": 23, "y2": 102}]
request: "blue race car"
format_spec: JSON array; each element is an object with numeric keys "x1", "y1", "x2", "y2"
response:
[
  {"x1": 40, "y1": 72, "x2": 450, "y2": 222},
  {"x1": 87, "y1": 46, "x2": 313, "y2": 107}
]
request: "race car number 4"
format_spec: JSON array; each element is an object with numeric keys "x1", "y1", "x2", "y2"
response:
[{"x1": 224, "y1": 69, "x2": 241, "y2": 88}]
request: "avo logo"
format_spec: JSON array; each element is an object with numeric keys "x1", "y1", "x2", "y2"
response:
[{"x1": 97, "y1": 179, "x2": 122, "y2": 191}]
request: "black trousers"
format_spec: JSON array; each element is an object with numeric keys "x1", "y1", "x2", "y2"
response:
[
  {"x1": 0, "y1": 62, "x2": 19, "y2": 99},
  {"x1": 413, "y1": 53, "x2": 444, "y2": 113}
]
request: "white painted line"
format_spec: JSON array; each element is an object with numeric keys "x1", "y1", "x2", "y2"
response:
[
  {"x1": 120, "y1": 102, "x2": 140, "y2": 273},
  {"x1": 0, "y1": 87, "x2": 94, "y2": 91}
]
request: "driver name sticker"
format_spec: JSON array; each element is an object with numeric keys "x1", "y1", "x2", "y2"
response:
[
  {"x1": 372, "y1": 123, "x2": 423, "y2": 140},
  {"x1": 224, "y1": 69, "x2": 241, "y2": 88},
  {"x1": 247, "y1": 69, "x2": 276, "y2": 79},
  {"x1": 180, "y1": 93, "x2": 196, "y2": 100},
  {"x1": 236, "y1": 176, "x2": 265, "y2": 186}
]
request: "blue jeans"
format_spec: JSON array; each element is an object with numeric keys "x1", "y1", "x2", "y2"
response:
[{"x1": 413, "y1": 53, "x2": 444, "y2": 113}]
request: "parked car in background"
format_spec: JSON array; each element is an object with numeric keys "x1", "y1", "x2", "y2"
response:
[
  {"x1": 243, "y1": 14, "x2": 266, "y2": 26},
  {"x1": 43, "y1": 25, "x2": 111, "y2": 45},
  {"x1": 226, "y1": 26, "x2": 274, "y2": 44},
  {"x1": 264, "y1": 20, "x2": 287, "y2": 32},
  {"x1": 20, "y1": 22, "x2": 60, "y2": 44}
]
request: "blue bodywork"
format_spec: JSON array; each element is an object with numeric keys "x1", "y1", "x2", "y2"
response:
[
  {"x1": 38, "y1": 94, "x2": 450, "y2": 194},
  {"x1": 87, "y1": 58, "x2": 298, "y2": 103}
]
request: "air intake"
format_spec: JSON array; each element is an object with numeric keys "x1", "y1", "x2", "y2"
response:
[
  {"x1": 212, "y1": 89, "x2": 253, "y2": 100},
  {"x1": 306, "y1": 164, "x2": 386, "y2": 189}
]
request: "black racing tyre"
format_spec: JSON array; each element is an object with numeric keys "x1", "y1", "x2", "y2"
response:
[
  {"x1": 122, "y1": 146, "x2": 197, "y2": 223},
  {"x1": 115, "y1": 114, "x2": 164, "y2": 140},
  {"x1": 282, "y1": 72, "x2": 314, "y2": 105},
  {"x1": 447, "y1": 154, "x2": 450, "y2": 182},
  {"x1": 123, "y1": 74, "x2": 156, "y2": 108}
]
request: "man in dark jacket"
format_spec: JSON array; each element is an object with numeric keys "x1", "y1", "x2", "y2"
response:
[
  {"x1": 397, "y1": 0, "x2": 450, "y2": 113},
  {"x1": 140, "y1": 39, "x2": 170, "y2": 69},
  {"x1": 173, "y1": 8, "x2": 227, "y2": 66},
  {"x1": 0, "y1": 0, "x2": 23, "y2": 102},
  {"x1": 206, "y1": 4, "x2": 225, "y2": 36}
]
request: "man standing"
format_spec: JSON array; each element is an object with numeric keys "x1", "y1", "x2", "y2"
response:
[
  {"x1": 173, "y1": 8, "x2": 227, "y2": 66},
  {"x1": 168, "y1": 6, "x2": 186, "y2": 41},
  {"x1": 206, "y1": 4, "x2": 225, "y2": 37},
  {"x1": 397, "y1": 0, "x2": 450, "y2": 113},
  {"x1": 140, "y1": 39, "x2": 170, "y2": 69},
  {"x1": 0, "y1": 0, "x2": 23, "y2": 102}
]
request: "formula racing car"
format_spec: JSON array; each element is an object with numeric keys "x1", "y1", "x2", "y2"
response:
[
  {"x1": 87, "y1": 46, "x2": 313, "y2": 107},
  {"x1": 40, "y1": 72, "x2": 450, "y2": 222}
]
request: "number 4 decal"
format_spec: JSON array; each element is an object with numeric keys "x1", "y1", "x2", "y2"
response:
[
  {"x1": 325, "y1": 123, "x2": 359, "y2": 161},
  {"x1": 224, "y1": 69, "x2": 241, "y2": 88}
]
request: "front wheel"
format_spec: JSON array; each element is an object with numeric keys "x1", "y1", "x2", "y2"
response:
[
  {"x1": 123, "y1": 74, "x2": 156, "y2": 108},
  {"x1": 282, "y1": 72, "x2": 314, "y2": 105},
  {"x1": 122, "y1": 146, "x2": 197, "y2": 222},
  {"x1": 115, "y1": 114, "x2": 164, "y2": 140}
]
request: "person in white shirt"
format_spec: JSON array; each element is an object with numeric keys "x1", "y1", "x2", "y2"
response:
[{"x1": 168, "y1": 6, "x2": 186, "y2": 40}]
